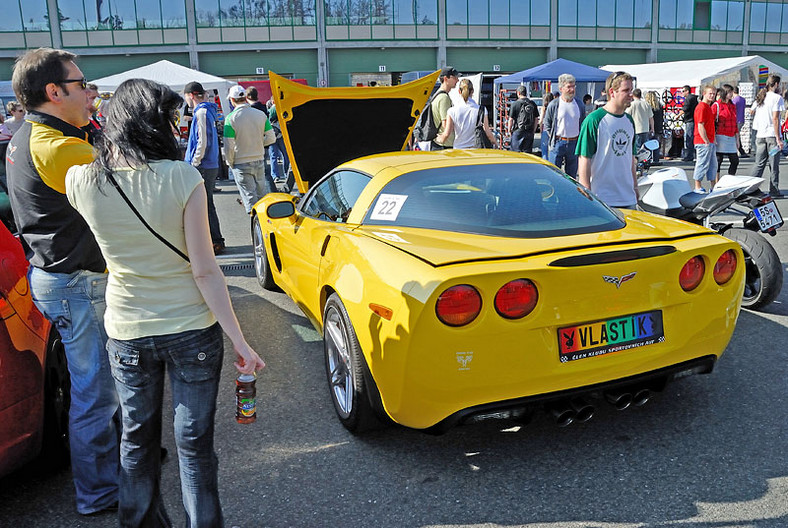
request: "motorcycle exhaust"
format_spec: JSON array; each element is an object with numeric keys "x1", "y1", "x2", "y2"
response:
[
  {"x1": 633, "y1": 388, "x2": 651, "y2": 407},
  {"x1": 570, "y1": 397, "x2": 595, "y2": 423},
  {"x1": 545, "y1": 401, "x2": 576, "y2": 427},
  {"x1": 604, "y1": 390, "x2": 633, "y2": 411}
]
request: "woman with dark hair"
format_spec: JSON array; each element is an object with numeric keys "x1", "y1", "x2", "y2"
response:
[
  {"x1": 713, "y1": 84, "x2": 739, "y2": 176},
  {"x1": 539, "y1": 91, "x2": 555, "y2": 159},
  {"x1": 65, "y1": 78, "x2": 265, "y2": 527},
  {"x1": 750, "y1": 74, "x2": 784, "y2": 197}
]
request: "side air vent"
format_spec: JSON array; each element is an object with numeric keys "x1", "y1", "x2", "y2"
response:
[{"x1": 549, "y1": 246, "x2": 677, "y2": 267}]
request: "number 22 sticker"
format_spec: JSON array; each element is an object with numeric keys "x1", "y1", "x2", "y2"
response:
[{"x1": 370, "y1": 194, "x2": 408, "y2": 221}]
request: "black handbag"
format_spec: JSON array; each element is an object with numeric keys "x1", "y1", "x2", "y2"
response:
[{"x1": 474, "y1": 107, "x2": 493, "y2": 149}]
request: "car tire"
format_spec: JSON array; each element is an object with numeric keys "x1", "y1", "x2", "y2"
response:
[
  {"x1": 724, "y1": 228, "x2": 783, "y2": 310},
  {"x1": 323, "y1": 293, "x2": 380, "y2": 433},
  {"x1": 40, "y1": 330, "x2": 70, "y2": 468},
  {"x1": 252, "y1": 215, "x2": 277, "y2": 291}
]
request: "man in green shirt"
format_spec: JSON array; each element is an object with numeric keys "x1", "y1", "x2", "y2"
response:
[
  {"x1": 223, "y1": 85, "x2": 276, "y2": 213},
  {"x1": 576, "y1": 71, "x2": 639, "y2": 209}
]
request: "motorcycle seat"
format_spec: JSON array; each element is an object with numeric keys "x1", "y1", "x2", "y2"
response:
[{"x1": 678, "y1": 192, "x2": 705, "y2": 209}]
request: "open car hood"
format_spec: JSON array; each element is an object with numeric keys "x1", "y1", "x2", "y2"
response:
[{"x1": 269, "y1": 71, "x2": 440, "y2": 193}]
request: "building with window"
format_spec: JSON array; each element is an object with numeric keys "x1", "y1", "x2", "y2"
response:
[{"x1": 0, "y1": 0, "x2": 784, "y2": 87}]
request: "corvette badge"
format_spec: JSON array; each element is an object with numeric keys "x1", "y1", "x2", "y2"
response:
[{"x1": 603, "y1": 272, "x2": 637, "y2": 289}]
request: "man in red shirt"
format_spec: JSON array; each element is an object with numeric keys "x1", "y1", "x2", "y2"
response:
[{"x1": 692, "y1": 85, "x2": 717, "y2": 192}]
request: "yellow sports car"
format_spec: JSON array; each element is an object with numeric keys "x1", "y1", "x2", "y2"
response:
[{"x1": 251, "y1": 73, "x2": 745, "y2": 433}]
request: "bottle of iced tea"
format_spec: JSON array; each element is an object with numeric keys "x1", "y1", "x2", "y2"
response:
[{"x1": 235, "y1": 373, "x2": 257, "y2": 424}]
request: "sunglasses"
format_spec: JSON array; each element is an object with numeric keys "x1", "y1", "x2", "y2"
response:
[
  {"x1": 610, "y1": 71, "x2": 628, "y2": 81},
  {"x1": 58, "y1": 77, "x2": 88, "y2": 90}
]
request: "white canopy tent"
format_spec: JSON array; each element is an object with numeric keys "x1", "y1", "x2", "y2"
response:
[
  {"x1": 602, "y1": 55, "x2": 788, "y2": 91},
  {"x1": 90, "y1": 60, "x2": 235, "y2": 115}
]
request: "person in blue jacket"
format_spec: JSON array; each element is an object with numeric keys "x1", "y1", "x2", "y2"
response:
[{"x1": 184, "y1": 81, "x2": 225, "y2": 254}]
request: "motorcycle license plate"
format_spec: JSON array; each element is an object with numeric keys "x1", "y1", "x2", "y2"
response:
[{"x1": 753, "y1": 202, "x2": 784, "y2": 232}]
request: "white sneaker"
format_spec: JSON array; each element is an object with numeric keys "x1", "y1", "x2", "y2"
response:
[{"x1": 694, "y1": 187, "x2": 707, "y2": 194}]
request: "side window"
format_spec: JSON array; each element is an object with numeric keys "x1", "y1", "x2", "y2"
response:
[{"x1": 301, "y1": 170, "x2": 371, "y2": 222}]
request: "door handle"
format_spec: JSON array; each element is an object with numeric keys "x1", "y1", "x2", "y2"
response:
[{"x1": 320, "y1": 235, "x2": 331, "y2": 256}]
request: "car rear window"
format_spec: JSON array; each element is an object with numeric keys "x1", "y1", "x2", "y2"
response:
[{"x1": 362, "y1": 163, "x2": 625, "y2": 238}]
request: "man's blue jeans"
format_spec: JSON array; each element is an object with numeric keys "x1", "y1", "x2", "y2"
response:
[
  {"x1": 635, "y1": 132, "x2": 649, "y2": 151},
  {"x1": 28, "y1": 267, "x2": 120, "y2": 514},
  {"x1": 683, "y1": 121, "x2": 695, "y2": 160},
  {"x1": 540, "y1": 131, "x2": 549, "y2": 159},
  {"x1": 108, "y1": 323, "x2": 224, "y2": 528},
  {"x1": 548, "y1": 138, "x2": 579, "y2": 178},
  {"x1": 232, "y1": 160, "x2": 276, "y2": 214},
  {"x1": 694, "y1": 143, "x2": 718, "y2": 183},
  {"x1": 269, "y1": 138, "x2": 290, "y2": 181},
  {"x1": 197, "y1": 167, "x2": 223, "y2": 245}
]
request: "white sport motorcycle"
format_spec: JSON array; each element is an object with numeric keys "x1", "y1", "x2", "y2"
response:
[{"x1": 637, "y1": 141, "x2": 784, "y2": 310}]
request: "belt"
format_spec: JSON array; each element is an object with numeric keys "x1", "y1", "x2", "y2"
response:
[{"x1": 557, "y1": 136, "x2": 578, "y2": 141}]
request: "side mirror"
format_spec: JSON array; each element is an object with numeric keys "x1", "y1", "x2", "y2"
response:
[
  {"x1": 267, "y1": 201, "x2": 295, "y2": 219},
  {"x1": 643, "y1": 139, "x2": 660, "y2": 150}
]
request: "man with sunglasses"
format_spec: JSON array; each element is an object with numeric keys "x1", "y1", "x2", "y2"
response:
[{"x1": 5, "y1": 48, "x2": 120, "y2": 516}]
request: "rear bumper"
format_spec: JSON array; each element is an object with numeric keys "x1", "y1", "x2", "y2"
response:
[{"x1": 423, "y1": 355, "x2": 716, "y2": 434}]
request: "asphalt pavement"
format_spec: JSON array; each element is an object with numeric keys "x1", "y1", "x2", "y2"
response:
[{"x1": 0, "y1": 154, "x2": 786, "y2": 528}]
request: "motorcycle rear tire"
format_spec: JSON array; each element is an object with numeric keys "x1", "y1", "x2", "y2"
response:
[{"x1": 723, "y1": 228, "x2": 783, "y2": 310}]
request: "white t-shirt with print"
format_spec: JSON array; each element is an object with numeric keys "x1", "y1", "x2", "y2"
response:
[
  {"x1": 576, "y1": 108, "x2": 637, "y2": 207},
  {"x1": 753, "y1": 91, "x2": 785, "y2": 138}
]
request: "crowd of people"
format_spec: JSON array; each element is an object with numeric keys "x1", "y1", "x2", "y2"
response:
[{"x1": 1, "y1": 48, "x2": 786, "y2": 526}]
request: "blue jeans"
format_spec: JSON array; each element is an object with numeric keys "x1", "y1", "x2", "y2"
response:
[
  {"x1": 232, "y1": 160, "x2": 275, "y2": 214},
  {"x1": 197, "y1": 167, "x2": 223, "y2": 245},
  {"x1": 694, "y1": 143, "x2": 718, "y2": 183},
  {"x1": 540, "y1": 131, "x2": 549, "y2": 159},
  {"x1": 509, "y1": 129, "x2": 534, "y2": 153},
  {"x1": 28, "y1": 267, "x2": 120, "y2": 514},
  {"x1": 548, "y1": 138, "x2": 579, "y2": 178},
  {"x1": 683, "y1": 121, "x2": 695, "y2": 160},
  {"x1": 635, "y1": 132, "x2": 649, "y2": 152},
  {"x1": 108, "y1": 323, "x2": 224, "y2": 528},
  {"x1": 268, "y1": 138, "x2": 290, "y2": 181}
]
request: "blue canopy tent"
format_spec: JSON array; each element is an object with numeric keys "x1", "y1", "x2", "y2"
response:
[
  {"x1": 491, "y1": 59, "x2": 613, "y2": 146},
  {"x1": 493, "y1": 58, "x2": 613, "y2": 86}
]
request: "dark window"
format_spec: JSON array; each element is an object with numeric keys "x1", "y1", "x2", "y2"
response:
[
  {"x1": 362, "y1": 164, "x2": 625, "y2": 238},
  {"x1": 301, "y1": 170, "x2": 371, "y2": 223},
  {"x1": 694, "y1": 0, "x2": 711, "y2": 29}
]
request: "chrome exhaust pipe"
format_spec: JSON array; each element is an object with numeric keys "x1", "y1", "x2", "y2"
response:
[
  {"x1": 570, "y1": 397, "x2": 595, "y2": 423},
  {"x1": 633, "y1": 388, "x2": 651, "y2": 407},
  {"x1": 605, "y1": 390, "x2": 633, "y2": 410},
  {"x1": 545, "y1": 401, "x2": 576, "y2": 427}
]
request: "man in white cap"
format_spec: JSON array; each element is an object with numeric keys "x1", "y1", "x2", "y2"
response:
[{"x1": 223, "y1": 85, "x2": 276, "y2": 213}]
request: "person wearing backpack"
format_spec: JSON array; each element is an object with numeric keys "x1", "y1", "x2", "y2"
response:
[
  {"x1": 508, "y1": 85, "x2": 538, "y2": 153},
  {"x1": 543, "y1": 73, "x2": 587, "y2": 178},
  {"x1": 412, "y1": 67, "x2": 458, "y2": 151},
  {"x1": 431, "y1": 67, "x2": 458, "y2": 150}
]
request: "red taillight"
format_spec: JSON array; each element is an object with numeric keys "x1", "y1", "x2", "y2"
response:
[
  {"x1": 679, "y1": 256, "x2": 705, "y2": 291},
  {"x1": 436, "y1": 285, "x2": 482, "y2": 326},
  {"x1": 494, "y1": 279, "x2": 538, "y2": 319},
  {"x1": 713, "y1": 250, "x2": 737, "y2": 285}
]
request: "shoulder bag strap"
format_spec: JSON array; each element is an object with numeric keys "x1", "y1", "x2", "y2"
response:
[
  {"x1": 105, "y1": 172, "x2": 190, "y2": 263},
  {"x1": 476, "y1": 106, "x2": 486, "y2": 127}
]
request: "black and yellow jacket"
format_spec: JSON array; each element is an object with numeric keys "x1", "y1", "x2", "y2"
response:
[{"x1": 5, "y1": 110, "x2": 105, "y2": 273}]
